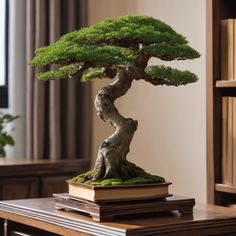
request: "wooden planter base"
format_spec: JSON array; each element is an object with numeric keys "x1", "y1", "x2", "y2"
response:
[{"x1": 53, "y1": 193, "x2": 195, "y2": 222}]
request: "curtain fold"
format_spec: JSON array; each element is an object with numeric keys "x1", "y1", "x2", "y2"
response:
[{"x1": 26, "y1": 0, "x2": 91, "y2": 161}]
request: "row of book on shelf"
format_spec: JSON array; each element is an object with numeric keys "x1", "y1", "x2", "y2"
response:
[
  {"x1": 221, "y1": 19, "x2": 236, "y2": 185},
  {"x1": 222, "y1": 97, "x2": 236, "y2": 185}
]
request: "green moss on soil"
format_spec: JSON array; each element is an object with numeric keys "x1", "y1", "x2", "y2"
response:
[{"x1": 70, "y1": 171, "x2": 165, "y2": 186}]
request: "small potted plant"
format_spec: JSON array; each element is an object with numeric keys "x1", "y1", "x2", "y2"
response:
[
  {"x1": 0, "y1": 113, "x2": 19, "y2": 157},
  {"x1": 30, "y1": 15, "x2": 200, "y2": 192}
]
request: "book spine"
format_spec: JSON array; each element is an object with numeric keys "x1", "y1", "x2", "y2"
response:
[
  {"x1": 233, "y1": 97, "x2": 236, "y2": 185},
  {"x1": 221, "y1": 19, "x2": 234, "y2": 81},
  {"x1": 227, "y1": 97, "x2": 233, "y2": 185},
  {"x1": 222, "y1": 97, "x2": 228, "y2": 184}
]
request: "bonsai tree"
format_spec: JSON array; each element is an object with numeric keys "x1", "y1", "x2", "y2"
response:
[{"x1": 30, "y1": 15, "x2": 200, "y2": 185}]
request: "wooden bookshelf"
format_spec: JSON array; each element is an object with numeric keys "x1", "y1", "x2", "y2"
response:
[
  {"x1": 207, "y1": 0, "x2": 236, "y2": 206},
  {"x1": 215, "y1": 184, "x2": 236, "y2": 194},
  {"x1": 216, "y1": 80, "x2": 236, "y2": 88}
]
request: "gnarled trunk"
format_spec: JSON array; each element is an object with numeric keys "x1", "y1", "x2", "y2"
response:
[
  {"x1": 76, "y1": 55, "x2": 151, "y2": 182},
  {"x1": 92, "y1": 68, "x2": 143, "y2": 180}
]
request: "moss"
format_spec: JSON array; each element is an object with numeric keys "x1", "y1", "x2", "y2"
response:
[
  {"x1": 70, "y1": 171, "x2": 165, "y2": 186},
  {"x1": 71, "y1": 170, "x2": 93, "y2": 182},
  {"x1": 145, "y1": 65, "x2": 198, "y2": 86}
]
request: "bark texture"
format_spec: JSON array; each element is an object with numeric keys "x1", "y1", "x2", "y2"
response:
[{"x1": 90, "y1": 55, "x2": 150, "y2": 181}]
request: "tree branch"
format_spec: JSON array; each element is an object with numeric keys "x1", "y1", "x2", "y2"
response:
[
  {"x1": 139, "y1": 73, "x2": 161, "y2": 85},
  {"x1": 142, "y1": 65, "x2": 199, "y2": 86},
  {"x1": 73, "y1": 62, "x2": 93, "y2": 79},
  {"x1": 128, "y1": 53, "x2": 151, "y2": 81}
]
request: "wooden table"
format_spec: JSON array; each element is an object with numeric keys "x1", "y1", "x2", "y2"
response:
[{"x1": 1, "y1": 197, "x2": 236, "y2": 236}]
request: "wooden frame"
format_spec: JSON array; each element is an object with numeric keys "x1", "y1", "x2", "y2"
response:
[{"x1": 206, "y1": 0, "x2": 236, "y2": 205}]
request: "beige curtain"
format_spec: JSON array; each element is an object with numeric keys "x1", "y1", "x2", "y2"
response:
[{"x1": 26, "y1": 0, "x2": 91, "y2": 160}]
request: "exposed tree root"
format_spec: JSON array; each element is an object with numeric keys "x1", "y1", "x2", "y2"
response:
[{"x1": 71, "y1": 161, "x2": 165, "y2": 186}]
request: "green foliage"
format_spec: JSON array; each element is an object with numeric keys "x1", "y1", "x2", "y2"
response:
[
  {"x1": 145, "y1": 65, "x2": 198, "y2": 86},
  {"x1": 30, "y1": 15, "x2": 200, "y2": 83},
  {"x1": 70, "y1": 172, "x2": 165, "y2": 186},
  {"x1": 0, "y1": 113, "x2": 19, "y2": 157},
  {"x1": 75, "y1": 15, "x2": 187, "y2": 45},
  {"x1": 30, "y1": 41, "x2": 135, "y2": 67},
  {"x1": 37, "y1": 63, "x2": 80, "y2": 80},
  {"x1": 144, "y1": 43, "x2": 200, "y2": 60},
  {"x1": 81, "y1": 68, "x2": 105, "y2": 82}
]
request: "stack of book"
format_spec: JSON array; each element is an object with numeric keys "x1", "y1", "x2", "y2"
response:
[{"x1": 221, "y1": 19, "x2": 236, "y2": 185}]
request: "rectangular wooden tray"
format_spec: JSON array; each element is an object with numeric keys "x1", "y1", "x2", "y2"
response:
[{"x1": 54, "y1": 193, "x2": 195, "y2": 221}]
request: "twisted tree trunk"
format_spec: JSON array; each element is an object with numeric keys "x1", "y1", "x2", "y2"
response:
[
  {"x1": 75, "y1": 55, "x2": 165, "y2": 183},
  {"x1": 74, "y1": 55, "x2": 152, "y2": 182},
  {"x1": 92, "y1": 71, "x2": 138, "y2": 180},
  {"x1": 88, "y1": 56, "x2": 150, "y2": 181}
]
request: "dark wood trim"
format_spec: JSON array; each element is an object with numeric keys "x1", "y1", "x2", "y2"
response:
[
  {"x1": 0, "y1": 158, "x2": 90, "y2": 177},
  {"x1": 0, "y1": 0, "x2": 9, "y2": 108},
  {"x1": 0, "y1": 86, "x2": 8, "y2": 108},
  {"x1": 206, "y1": 0, "x2": 215, "y2": 204},
  {"x1": 7, "y1": 221, "x2": 59, "y2": 236}
]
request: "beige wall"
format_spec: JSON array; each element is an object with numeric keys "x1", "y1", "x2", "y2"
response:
[{"x1": 88, "y1": 0, "x2": 206, "y2": 203}]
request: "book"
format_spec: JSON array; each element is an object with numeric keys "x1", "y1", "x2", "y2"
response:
[
  {"x1": 67, "y1": 181, "x2": 171, "y2": 202},
  {"x1": 221, "y1": 19, "x2": 236, "y2": 185},
  {"x1": 221, "y1": 19, "x2": 234, "y2": 81},
  {"x1": 221, "y1": 96, "x2": 236, "y2": 185},
  {"x1": 222, "y1": 97, "x2": 228, "y2": 184},
  {"x1": 227, "y1": 97, "x2": 233, "y2": 185},
  {"x1": 234, "y1": 19, "x2": 236, "y2": 80},
  {"x1": 233, "y1": 98, "x2": 236, "y2": 185}
]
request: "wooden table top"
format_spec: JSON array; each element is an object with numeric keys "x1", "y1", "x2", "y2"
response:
[{"x1": 1, "y1": 197, "x2": 236, "y2": 235}]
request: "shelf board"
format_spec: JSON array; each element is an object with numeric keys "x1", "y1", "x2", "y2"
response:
[
  {"x1": 216, "y1": 80, "x2": 236, "y2": 88},
  {"x1": 215, "y1": 183, "x2": 236, "y2": 194}
]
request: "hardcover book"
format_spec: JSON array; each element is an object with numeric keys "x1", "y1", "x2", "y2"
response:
[
  {"x1": 67, "y1": 181, "x2": 171, "y2": 202},
  {"x1": 221, "y1": 19, "x2": 234, "y2": 81}
]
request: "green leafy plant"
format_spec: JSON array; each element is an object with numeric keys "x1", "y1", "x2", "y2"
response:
[
  {"x1": 30, "y1": 15, "x2": 200, "y2": 185},
  {"x1": 0, "y1": 113, "x2": 19, "y2": 157}
]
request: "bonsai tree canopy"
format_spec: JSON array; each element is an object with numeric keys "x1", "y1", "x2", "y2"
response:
[{"x1": 30, "y1": 15, "x2": 200, "y2": 186}]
